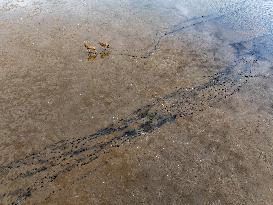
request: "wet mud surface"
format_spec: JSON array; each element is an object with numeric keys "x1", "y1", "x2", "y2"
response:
[{"x1": 1, "y1": 0, "x2": 273, "y2": 204}]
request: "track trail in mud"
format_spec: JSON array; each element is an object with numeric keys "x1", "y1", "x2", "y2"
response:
[{"x1": 1, "y1": 32, "x2": 271, "y2": 205}]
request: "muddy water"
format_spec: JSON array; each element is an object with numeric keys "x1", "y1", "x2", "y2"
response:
[{"x1": 1, "y1": 0, "x2": 273, "y2": 204}]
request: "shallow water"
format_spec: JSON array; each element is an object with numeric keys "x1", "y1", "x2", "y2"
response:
[{"x1": 1, "y1": 0, "x2": 273, "y2": 204}]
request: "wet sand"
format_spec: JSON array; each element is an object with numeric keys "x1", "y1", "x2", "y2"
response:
[{"x1": 0, "y1": 0, "x2": 273, "y2": 204}]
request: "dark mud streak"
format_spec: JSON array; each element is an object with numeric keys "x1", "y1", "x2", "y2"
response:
[{"x1": 1, "y1": 50, "x2": 270, "y2": 204}]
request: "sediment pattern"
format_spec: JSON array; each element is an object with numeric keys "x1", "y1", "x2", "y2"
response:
[{"x1": 1, "y1": 47, "x2": 270, "y2": 204}]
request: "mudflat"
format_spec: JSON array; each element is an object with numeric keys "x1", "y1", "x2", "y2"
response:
[{"x1": 0, "y1": 0, "x2": 273, "y2": 204}]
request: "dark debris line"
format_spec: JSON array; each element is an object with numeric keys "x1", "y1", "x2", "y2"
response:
[
  {"x1": 114, "y1": 14, "x2": 221, "y2": 59},
  {"x1": 114, "y1": 0, "x2": 248, "y2": 59},
  {"x1": 0, "y1": 45, "x2": 269, "y2": 204}
]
